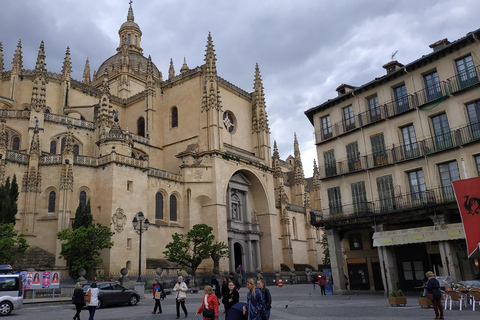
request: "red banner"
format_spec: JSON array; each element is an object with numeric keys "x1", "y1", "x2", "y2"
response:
[{"x1": 452, "y1": 177, "x2": 480, "y2": 257}]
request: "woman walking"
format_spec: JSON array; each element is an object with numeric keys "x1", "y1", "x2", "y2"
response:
[
  {"x1": 242, "y1": 278, "x2": 265, "y2": 320},
  {"x1": 173, "y1": 276, "x2": 188, "y2": 319},
  {"x1": 85, "y1": 282, "x2": 99, "y2": 320},
  {"x1": 72, "y1": 282, "x2": 85, "y2": 320},
  {"x1": 152, "y1": 279, "x2": 163, "y2": 314},
  {"x1": 256, "y1": 278, "x2": 271, "y2": 320},
  {"x1": 221, "y1": 280, "x2": 239, "y2": 319},
  {"x1": 425, "y1": 271, "x2": 443, "y2": 319},
  {"x1": 196, "y1": 285, "x2": 219, "y2": 320}
]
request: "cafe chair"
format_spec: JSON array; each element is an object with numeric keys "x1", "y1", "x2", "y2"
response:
[
  {"x1": 470, "y1": 289, "x2": 480, "y2": 311},
  {"x1": 445, "y1": 290, "x2": 463, "y2": 310}
]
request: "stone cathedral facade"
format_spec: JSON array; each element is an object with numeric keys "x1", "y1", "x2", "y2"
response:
[{"x1": 0, "y1": 4, "x2": 323, "y2": 275}]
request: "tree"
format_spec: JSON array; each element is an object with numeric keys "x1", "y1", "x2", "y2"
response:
[
  {"x1": 72, "y1": 200, "x2": 92, "y2": 230},
  {"x1": 321, "y1": 232, "x2": 330, "y2": 266},
  {"x1": 163, "y1": 224, "x2": 219, "y2": 278},
  {"x1": 210, "y1": 241, "x2": 230, "y2": 274},
  {"x1": 0, "y1": 175, "x2": 19, "y2": 225},
  {"x1": 0, "y1": 223, "x2": 29, "y2": 264},
  {"x1": 57, "y1": 223, "x2": 114, "y2": 278}
]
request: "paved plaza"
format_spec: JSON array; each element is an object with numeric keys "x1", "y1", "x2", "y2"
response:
[{"x1": 17, "y1": 284, "x2": 480, "y2": 320}]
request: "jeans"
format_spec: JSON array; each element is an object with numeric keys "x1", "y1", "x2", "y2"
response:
[
  {"x1": 88, "y1": 306, "x2": 96, "y2": 320},
  {"x1": 176, "y1": 299, "x2": 188, "y2": 317}
]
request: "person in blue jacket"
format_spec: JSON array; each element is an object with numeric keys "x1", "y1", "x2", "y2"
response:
[{"x1": 242, "y1": 278, "x2": 265, "y2": 320}]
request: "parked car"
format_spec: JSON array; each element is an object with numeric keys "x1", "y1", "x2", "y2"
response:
[
  {"x1": 82, "y1": 282, "x2": 139, "y2": 308},
  {"x1": 0, "y1": 274, "x2": 24, "y2": 316}
]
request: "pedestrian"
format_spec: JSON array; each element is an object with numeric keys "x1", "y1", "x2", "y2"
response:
[
  {"x1": 85, "y1": 282, "x2": 99, "y2": 320},
  {"x1": 221, "y1": 280, "x2": 239, "y2": 319},
  {"x1": 318, "y1": 274, "x2": 326, "y2": 295},
  {"x1": 72, "y1": 282, "x2": 85, "y2": 320},
  {"x1": 242, "y1": 278, "x2": 265, "y2": 320},
  {"x1": 220, "y1": 277, "x2": 229, "y2": 299},
  {"x1": 425, "y1": 271, "x2": 443, "y2": 319},
  {"x1": 196, "y1": 285, "x2": 219, "y2": 320},
  {"x1": 229, "y1": 272, "x2": 240, "y2": 291},
  {"x1": 152, "y1": 279, "x2": 163, "y2": 314},
  {"x1": 211, "y1": 278, "x2": 221, "y2": 301},
  {"x1": 256, "y1": 278, "x2": 271, "y2": 320},
  {"x1": 173, "y1": 276, "x2": 188, "y2": 319}
]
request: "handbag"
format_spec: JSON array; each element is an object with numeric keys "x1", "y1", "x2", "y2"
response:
[
  {"x1": 155, "y1": 291, "x2": 161, "y2": 299},
  {"x1": 202, "y1": 308, "x2": 215, "y2": 319},
  {"x1": 84, "y1": 289, "x2": 91, "y2": 303}
]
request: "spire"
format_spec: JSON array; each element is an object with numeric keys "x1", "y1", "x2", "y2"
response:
[
  {"x1": 35, "y1": 41, "x2": 47, "y2": 77},
  {"x1": 117, "y1": 0, "x2": 142, "y2": 54},
  {"x1": 180, "y1": 57, "x2": 189, "y2": 74},
  {"x1": 168, "y1": 58, "x2": 175, "y2": 79},
  {"x1": 293, "y1": 133, "x2": 305, "y2": 184},
  {"x1": 201, "y1": 32, "x2": 222, "y2": 112},
  {"x1": 97, "y1": 70, "x2": 114, "y2": 129},
  {"x1": 0, "y1": 42, "x2": 3, "y2": 72},
  {"x1": 62, "y1": 47, "x2": 72, "y2": 81},
  {"x1": 272, "y1": 141, "x2": 282, "y2": 178},
  {"x1": 204, "y1": 32, "x2": 217, "y2": 78},
  {"x1": 146, "y1": 55, "x2": 155, "y2": 94},
  {"x1": 30, "y1": 42, "x2": 47, "y2": 112},
  {"x1": 252, "y1": 63, "x2": 269, "y2": 133},
  {"x1": 11, "y1": 39, "x2": 23, "y2": 75},
  {"x1": 312, "y1": 159, "x2": 320, "y2": 191},
  {"x1": 83, "y1": 58, "x2": 91, "y2": 84},
  {"x1": 127, "y1": 0, "x2": 134, "y2": 22}
]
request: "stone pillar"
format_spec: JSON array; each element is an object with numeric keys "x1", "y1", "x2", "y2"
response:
[
  {"x1": 438, "y1": 241, "x2": 461, "y2": 282},
  {"x1": 325, "y1": 229, "x2": 347, "y2": 294},
  {"x1": 377, "y1": 245, "x2": 397, "y2": 296}
]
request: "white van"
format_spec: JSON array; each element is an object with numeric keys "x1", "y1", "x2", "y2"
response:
[{"x1": 0, "y1": 274, "x2": 23, "y2": 316}]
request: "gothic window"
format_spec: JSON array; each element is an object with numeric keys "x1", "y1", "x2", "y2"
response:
[
  {"x1": 79, "y1": 190, "x2": 87, "y2": 207},
  {"x1": 137, "y1": 117, "x2": 145, "y2": 137},
  {"x1": 292, "y1": 217, "x2": 298, "y2": 239},
  {"x1": 45, "y1": 108, "x2": 51, "y2": 113},
  {"x1": 50, "y1": 141, "x2": 57, "y2": 154},
  {"x1": 12, "y1": 137, "x2": 20, "y2": 150},
  {"x1": 61, "y1": 137, "x2": 66, "y2": 153},
  {"x1": 155, "y1": 192, "x2": 164, "y2": 220},
  {"x1": 48, "y1": 191, "x2": 56, "y2": 213},
  {"x1": 169, "y1": 195, "x2": 177, "y2": 221},
  {"x1": 230, "y1": 192, "x2": 242, "y2": 221},
  {"x1": 171, "y1": 107, "x2": 178, "y2": 128},
  {"x1": 223, "y1": 111, "x2": 235, "y2": 133},
  {"x1": 73, "y1": 145, "x2": 79, "y2": 156}
]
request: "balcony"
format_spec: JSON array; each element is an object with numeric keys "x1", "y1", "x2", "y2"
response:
[
  {"x1": 415, "y1": 81, "x2": 448, "y2": 107},
  {"x1": 384, "y1": 94, "x2": 417, "y2": 117},
  {"x1": 447, "y1": 65, "x2": 480, "y2": 94}
]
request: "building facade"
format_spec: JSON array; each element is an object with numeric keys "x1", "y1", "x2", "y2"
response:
[
  {"x1": 306, "y1": 30, "x2": 480, "y2": 293},
  {"x1": 0, "y1": 4, "x2": 323, "y2": 275}
]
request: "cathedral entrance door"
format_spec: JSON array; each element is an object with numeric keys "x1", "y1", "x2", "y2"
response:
[{"x1": 234, "y1": 243, "x2": 243, "y2": 271}]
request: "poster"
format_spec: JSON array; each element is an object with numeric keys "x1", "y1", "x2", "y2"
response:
[
  {"x1": 31, "y1": 271, "x2": 42, "y2": 289},
  {"x1": 50, "y1": 271, "x2": 60, "y2": 289},
  {"x1": 452, "y1": 177, "x2": 480, "y2": 257},
  {"x1": 42, "y1": 272, "x2": 51, "y2": 288},
  {"x1": 323, "y1": 268, "x2": 333, "y2": 294},
  {"x1": 24, "y1": 271, "x2": 60, "y2": 290}
]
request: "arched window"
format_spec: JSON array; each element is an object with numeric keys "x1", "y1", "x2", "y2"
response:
[
  {"x1": 79, "y1": 190, "x2": 87, "y2": 207},
  {"x1": 169, "y1": 195, "x2": 177, "y2": 221},
  {"x1": 292, "y1": 217, "x2": 298, "y2": 239},
  {"x1": 73, "y1": 145, "x2": 79, "y2": 156},
  {"x1": 12, "y1": 137, "x2": 20, "y2": 150},
  {"x1": 45, "y1": 109, "x2": 50, "y2": 113},
  {"x1": 48, "y1": 191, "x2": 56, "y2": 213},
  {"x1": 61, "y1": 137, "x2": 66, "y2": 153},
  {"x1": 155, "y1": 192, "x2": 164, "y2": 220},
  {"x1": 50, "y1": 141, "x2": 57, "y2": 154},
  {"x1": 137, "y1": 117, "x2": 145, "y2": 137},
  {"x1": 171, "y1": 107, "x2": 178, "y2": 128}
]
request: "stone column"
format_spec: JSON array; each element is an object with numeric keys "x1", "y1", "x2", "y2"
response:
[
  {"x1": 377, "y1": 245, "x2": 397, "y2": 296},
  {"x1": 325, "y1": 229, "x2": 347, "y2": 294},
  {"x1": 438, "y1": 241, "x2": 461, "y2": 282}
]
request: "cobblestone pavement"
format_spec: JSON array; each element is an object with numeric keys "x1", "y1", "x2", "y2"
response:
[{"x1": 17, "y1": 284, "x2": 480, "y2": 319}]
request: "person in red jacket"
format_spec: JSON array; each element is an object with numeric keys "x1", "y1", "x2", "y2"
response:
[
  {"x1": 196, "y1": 285, "x2": 219, "y2": 320},
  {"x1": 318, "y1": 274, "x2": 327, "y2": 295}
]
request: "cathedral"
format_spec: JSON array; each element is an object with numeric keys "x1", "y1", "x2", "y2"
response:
[{"x1": 0, "y1": 3, "x2": 323, "y2": 275}]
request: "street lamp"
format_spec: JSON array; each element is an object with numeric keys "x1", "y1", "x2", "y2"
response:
[{"x1": 132, "y1": 211, "x2": 149, "y2": 283}]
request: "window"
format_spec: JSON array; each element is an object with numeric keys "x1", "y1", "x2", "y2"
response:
[
  {"x1": 401, "y1": 125, "x2": 419, "y2": 158},
  {"x1": 370, "y1": 133, "x2": 387, "y2": 166},
  {"x1": 48, "y1": 191, "x2": 56, "y2": 213},
  {"x1": 343, "y1": 105, "x2": 355, "y2": 131},
  {"x1": 408, "y1": 170, "x2": 426, "y2": 201},
  {"x1": 431, "y1": 113, "x2": 452, "y2": 150},
  {"x1": 292, "y1": 217, "x2": 297, "y2": 239},
  {"x1": 61, "y1": 137, "x2": 66, "y2": 153},
  {"x1": 321, "y1": 115, "x2": 332, "y2": 139},
  {"x1": 346, "y1": 142, "x2": 361, "y2": 172},
  {"x1": 73, "y1": 145, "x2": 79, "y2": 156},
  {"x1": 455, "y1": 54, "x2": 477, "y2": 89},
  {"x1": 127, "y1": 180, "x2": 133, "y2": 192},
  {"x1": 0, "y1": 277, "x2": 19, "y2": 292},
  {"x1": 50, "y1": 141, "x2": 57, "y2": 154},
  {"x1": 351, "y1": 181, "x2": 368, "y2": 213},
  {"x1": 466, "y1": 100, "x2": 480, "y2": 139},
  {"x1": 367, "y1": 96, "x2": 381, "y2": 122},
  {"x1": 393, "y1": 84, "x2": 409, "y2": 113},
  {"x1": 424, "y1": 71, "x2": 442, "y2": 101},
  {"x1": 171, "y1": 107, "x2": 178, "y2": 128},
  {"x1": 79, "y1": 190, "x2": 87, "y2": 207},
  {"x1": 438, "y1": 161, "x2": 460, "y2": 197},
  {"x1": 127, "y1": 34, "x2": 131, "y2": 45},
  {"x1": 376, "y1": 175, "x2": 395, "y2": 212},
  {"x1": 324, "y1": 149, "x2": 337, "y2": 177},
  {"x1": 349, "y1": 233, "x2": 363, "y2": 250},
  {"x1": 12, "y1": 137, "x2": 20, "y2": 150},
  {"x1": 169, "y1": 195, "x2": 177, "y2": 221},
  {"x1": 137, "y1": 117, "x2": 145, "y2": 137},
  {"x1": 475, "y1": 155, "x2": 480, "y2": 176},
  {"x1": 327, "y1": 187, "x2": 342, "y2": 214},
  {"x1": 155, "y1": 192, "x2": 164, "y2": 220},
  {"x1": 127, "y1": 238, "x2": 132, "y2": 250}
]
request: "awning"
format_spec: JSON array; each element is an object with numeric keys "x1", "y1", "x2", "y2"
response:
[{"x1": 373, "y1": 223, "x2": 464, "y2": 247}]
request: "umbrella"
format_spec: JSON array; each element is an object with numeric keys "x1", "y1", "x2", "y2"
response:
[{"x1": 226, "y1": 302, "x2": 247, "y2": 320}]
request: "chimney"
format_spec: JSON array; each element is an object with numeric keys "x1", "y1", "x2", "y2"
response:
[
  {"x1": 336, "y1": 83, "x2": 356, "y2": 96},
  {"x1": 429, "y1": 38, "x2": 450, "y2": 52},
  {"x1": 382, "y1": 61, "x2": 404, "y2": 75}
]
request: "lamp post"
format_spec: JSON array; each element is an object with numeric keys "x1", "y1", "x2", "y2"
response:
[{"x1": 132, "y1": 211, "x2": 149, "y2": 283}]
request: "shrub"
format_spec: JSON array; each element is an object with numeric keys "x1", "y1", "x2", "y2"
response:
[
  {"x1": 390, "y1": 290, "x2": 397, "y2": 297},
  {"x1": 397, "y1": 290, "x2": 404, "y2": 297}
]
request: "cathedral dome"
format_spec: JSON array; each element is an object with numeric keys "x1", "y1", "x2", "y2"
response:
[{"x1": 96, "y1": 51, "x2": 162, "y2": 80}]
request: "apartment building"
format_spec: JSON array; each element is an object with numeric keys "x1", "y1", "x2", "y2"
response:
[{"x1": 305, "y1": 30, "x2": 480, "y2": 293}]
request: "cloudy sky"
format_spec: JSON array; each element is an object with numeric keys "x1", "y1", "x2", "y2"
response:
[{"x1": 1, "y1": 0, "x2": 480, "y2": 176}]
